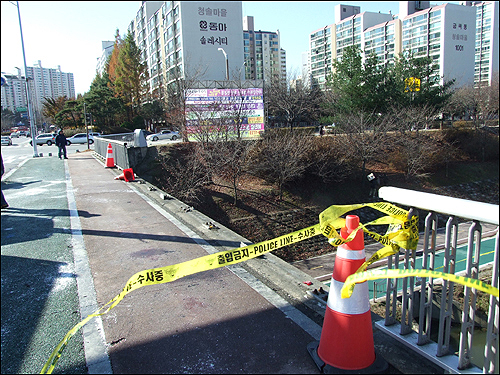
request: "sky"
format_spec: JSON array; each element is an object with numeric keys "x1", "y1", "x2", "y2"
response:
[{"x1": 1, "y1": 1, "x2": 457, "y2": 97}]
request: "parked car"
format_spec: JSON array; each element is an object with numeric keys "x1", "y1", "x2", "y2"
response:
[
  {"x1": 18, "y1": 131, "x2": 27, "y2": 136},
  {"x1": 66, "y1": 133, "x2": 95, "y2": 145},
  {"x1": 146, "y1": 130, "x2": 179, "y2": 142},
  {"x1": 1, "y1": 136, "x2": 13, "y2": 146},
  {"x1": 10, "y1": 132, "x2": 19, "y2": 138},
  {"x1": 30, "y1": 133, "x2": 56, "y2": 146}
]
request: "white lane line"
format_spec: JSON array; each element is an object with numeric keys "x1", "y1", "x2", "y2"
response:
[{"x1": 64, "y1": 161, "x2": 112, "y2": 374}]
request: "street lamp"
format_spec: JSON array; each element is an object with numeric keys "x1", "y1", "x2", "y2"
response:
[
  {"x1": 12, "y1": 1, "x2": 38, "y2": 157},
  {"x1": 84, "y1": 102, "x2": 90, "y2": 150},
  {"x1": 218, "y1": 48, "x2": 229, "y2": 80}
]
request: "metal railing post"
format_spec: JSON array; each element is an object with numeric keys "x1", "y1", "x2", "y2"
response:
[
  {"x1": 437, "y1": 216, "x2": 459, "y2": 357},
  {"x1": 458, "y1": 221, "x2": 482, "y2": 370},
  {"x1": 483, "y1": 230, "x2": 499, "y2": 373}
]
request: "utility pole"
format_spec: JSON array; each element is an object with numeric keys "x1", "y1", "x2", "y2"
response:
[{"x1": 14, "y1": 1, "x2": 38, "y2": 157}]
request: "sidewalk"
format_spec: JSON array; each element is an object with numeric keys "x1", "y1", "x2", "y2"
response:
[{"x1": 2, "y1": 151, "x2": 448, "y2": 374}]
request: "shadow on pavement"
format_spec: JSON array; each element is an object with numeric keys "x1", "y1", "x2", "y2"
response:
[
  {"x1": 1, "y1": 180, "x2": 42, "y2": 190},
  {"x1": 1, "y1": 210, "x2": 241, "y2": 249},
  {"x1": 80, "y1": 228, "x2": 245, "y2": 249},
  {"x1": 0, "y1": 255, "x2": 69, "y2": 374},
  {"x1": 103, "y1": 304, "x2": 318, "y2": 374},
  {"x1": 1, "y1": 213, "x2": 58, "y2": 246}
]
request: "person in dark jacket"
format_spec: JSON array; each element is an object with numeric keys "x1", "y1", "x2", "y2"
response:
[
  {"x1": 55, "y1": 130, "x2": 68, "y2": 159},
  {"x1": 1, "y1": 154, "x2": 8, "y2": 209}
]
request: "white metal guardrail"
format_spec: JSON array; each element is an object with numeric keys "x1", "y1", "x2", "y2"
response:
[
  {"x1": 377, "y1": 186, "x2": 499, "y2": 374},
  {"x1": 94, "y1": 130, "x2": 148, "y2": 170}
]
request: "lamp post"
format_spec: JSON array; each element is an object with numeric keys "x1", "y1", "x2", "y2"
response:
[
  {"x1": 13, "y1": 1, "x2": 38, "y2": 157},
  {"x1": 218, "y1": 48, "x2": 229, "y2": 80},
  {"x1": 84, "y1": 102, "x2": 90, "y2": 150}
]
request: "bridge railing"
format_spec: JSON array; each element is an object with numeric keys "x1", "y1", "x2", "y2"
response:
[
  {"x1": 94, "y1": 130, "x2": 148, "y2": 170},
  {"x1": 377, "y1": 186, "x2": 498, "y2": 374}
]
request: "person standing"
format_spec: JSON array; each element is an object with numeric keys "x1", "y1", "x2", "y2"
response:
[
  {"x1": 1, "y1": 154, "x2": 8, "y2": 209},
  {"x1": 55, "y1": 130, "x2": 68, "y2": 159}
]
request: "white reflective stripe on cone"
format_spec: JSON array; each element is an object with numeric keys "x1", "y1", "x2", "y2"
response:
[
  {"x1": 336, "y1": 248, "x2": 366, "y2": 260},
  {"x1": 327, "y1": 278, "x2": 370, "y2": 315}
]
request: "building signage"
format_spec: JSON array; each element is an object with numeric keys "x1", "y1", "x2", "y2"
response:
[
  {"x1": 185, "y1": 88, "x2": 264, "y2": 139},
  {"x1": 197, "y1": 6, "x2": 229, "y2": 47}
]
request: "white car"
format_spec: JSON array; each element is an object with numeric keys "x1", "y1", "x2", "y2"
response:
[
  {"x1": 66, "y1": 133, "x2": 94, "y2": 145},
  {"x1": 146, "y1": 130, "x2": 179, "y2": 142},
  {"x1": 30, "y1": 133, "x2": 56, "y2": 146},
  {"x1": 1, "y1": 136, "x2": 13, "y2": 146}
]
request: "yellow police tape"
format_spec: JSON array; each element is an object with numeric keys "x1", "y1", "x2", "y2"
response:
[
  {"x1": 39, "y1": 201, "x2": 494, "y2": 373},
  {"x1": 341, "y1": 268, "x2": 500, "y2": 299},
  {"x1": 41, "y1": 201, "x2": 414, "y2": 373}
]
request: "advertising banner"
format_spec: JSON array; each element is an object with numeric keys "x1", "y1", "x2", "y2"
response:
[{"x1": 185, "y1": 88, "x2": 264, "y2": 139}]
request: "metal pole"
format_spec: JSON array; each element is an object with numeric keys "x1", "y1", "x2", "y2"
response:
[
  {"x1": 84, "y1": 102, "x2": 89, "y2": 150},
  {"x1": 16, "y1": 1, "x2": 38, "y2": 157}
]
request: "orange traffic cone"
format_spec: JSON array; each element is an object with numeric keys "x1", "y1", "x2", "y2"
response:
[
  {"x1": 105, "y1": 143, "x2": 115, "y2": 168},
  {"x1": 308, "y1": 215, "x2": 387, "y2": 373},
  {"x1": 114, "y1": 168, "x2": 135, "y2": 182}
]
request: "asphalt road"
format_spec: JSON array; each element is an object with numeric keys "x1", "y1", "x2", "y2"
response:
[{"x1": 1, "y1": 156, "x2": 87, "y2": 374}]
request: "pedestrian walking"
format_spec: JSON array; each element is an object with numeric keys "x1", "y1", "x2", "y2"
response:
[
  {"x1": 367, "y1": 172, "x2": 380, "y2": 200},
  {"x1": 55, "y1": 130, "x2": 68, "y2": 159},
  {"x1": 1, "y1": 154, "x2": 8, "y2": 209}
]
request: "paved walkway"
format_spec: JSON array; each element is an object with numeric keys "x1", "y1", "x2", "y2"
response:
[
  {"x1": 2, "y1": 152, "x2": 322, "y2": 374},
  {"x1": 2, "y1": 150, "x2": 465, "y2": 374}
]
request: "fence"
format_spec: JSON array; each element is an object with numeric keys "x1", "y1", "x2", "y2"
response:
[
  {"x1": 377, "y1": 186, "x2": 499, "y2": 374},
  {"x1": 94, "y1": 130, "x2": 148, "y2": 170}
]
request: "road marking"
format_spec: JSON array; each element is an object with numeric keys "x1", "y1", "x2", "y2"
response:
[{"x1": 64, "y1": 161, "x2": 112, "y2": 374}]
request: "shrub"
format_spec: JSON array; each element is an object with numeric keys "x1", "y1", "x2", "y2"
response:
[{"x1": 443, "y1": 128, "x2": 499, "y2": 162}]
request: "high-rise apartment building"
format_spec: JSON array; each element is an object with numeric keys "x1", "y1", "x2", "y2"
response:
[
  {"x1": 243, "y1": 16, "x2": 283, "y2": 81},
  {"x1": 129, "y1": 1, "x2": 245, "y2": 99},
  {"x1": 403, "y1": 3, "x2": 477, "y2": 86},
  {"x1": 301, "y1": 51, "x2": 311, "y2": 88},
  {"x1": 15, "y1": 61, "x2": 74, "y2": 126},
  {"x1": 96, "y1": 41, "x2": 115, "y2": 76},
  {"x1": 474, "y1": 1, "x2": 499, "y2": 86},
  {"x1": 309, "y1": 24, "x2": 334, "y2": 89},
  {"x1": 2, "y1": 62, "x2": 74, "y2": 127},
  {"x1": 1, "y1": 71, "x2": 28, "y2": 114},
  {"x1": 25, "y1": 61, "x2": 75, "y2": 109},
  {"x1": 308, "y1": 1, "x2": 498, "y2": 90},
  {"x1": 309, "y1": 10, "x2": 392, "y2": 89},
  {"x1": 364, "y1": 19, "x2": 401, "y2": 69}
]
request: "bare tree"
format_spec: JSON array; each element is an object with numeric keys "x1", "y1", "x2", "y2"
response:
[
  {"x1": 163, "y1": 58, "x2": 209, "y2": 141},
  {"x1": 384, "y1": 105, "x2": 456, "y2": 180},
  {"x1": 447, "y1": 83, "x2": 482, "y2": 127},
  {"x1": 308, "y1": 136, "x2": 352, "y2": 183},
  {"x1": 336, "y1": 111, "x2": 390, "y2": 181},
  {"x1": 479, "y1": 71, "x2": 499, "y2": 124},
  {"x1": 247, "y1": 130, "x2": 314, "y2": 199},
  {"x1": 187, "y1": 82, "x2": 263, "y2": 205},
  {"x1": 155, "y1": 143, "x2": 209, "y2": 205},
  {"x1": 387, "y1": 103, "x2": 437, "y2": 133},
  {"x1": 208, "y1": 138, "x2": 254, "y2": 205},
  {"x1": 266, "y1": 70, "x2": 322, "y2": 130}
]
